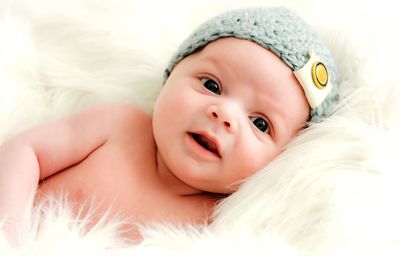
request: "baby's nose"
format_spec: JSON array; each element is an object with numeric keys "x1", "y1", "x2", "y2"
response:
[{"x1": 207, "y1": 104, "x2": 237, "y2": 132}]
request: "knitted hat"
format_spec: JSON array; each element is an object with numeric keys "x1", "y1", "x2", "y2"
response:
[{"x1": 164, "y1": 7, "x2": 339, "y2": 123}]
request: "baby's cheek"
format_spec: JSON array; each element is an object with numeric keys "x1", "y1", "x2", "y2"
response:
[
  {"x1": 169, "y1": 86, "x2": 197, "y2": 111},
  {"x1": 239, "y1": 141, "x2": 275, "y2": 174}
]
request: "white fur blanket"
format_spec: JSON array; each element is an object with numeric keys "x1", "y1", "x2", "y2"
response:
[{"x1": 1, "y1": 0, "x2": 400, "y2": 255}]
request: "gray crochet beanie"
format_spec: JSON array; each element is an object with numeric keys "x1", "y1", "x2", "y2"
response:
[{"x1": 164, "y1": 7, "x2": 339, "y2": 123}]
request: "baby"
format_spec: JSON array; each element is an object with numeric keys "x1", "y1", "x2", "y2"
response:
[{"x1": 0, "y1": 7, "x2": 339, "y2": 242}]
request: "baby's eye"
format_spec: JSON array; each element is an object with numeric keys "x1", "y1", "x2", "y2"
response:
[
  {"x1": 250, "y1": 116, "x2": 270, "y2": 133},
  {"x1": 201, "y1": 78, "x2": 220, "y2": 95}
]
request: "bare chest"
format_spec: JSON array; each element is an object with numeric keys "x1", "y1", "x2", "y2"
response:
[{"x1": 35, "y1": 134, "x2": 215, "y2": 226}]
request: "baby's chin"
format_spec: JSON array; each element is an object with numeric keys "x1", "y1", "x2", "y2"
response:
[{"x1": 192, "y1": 180, "x2": 241, "y2": 195}]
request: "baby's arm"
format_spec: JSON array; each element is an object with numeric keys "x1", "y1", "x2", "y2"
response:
[{"x1": 0, "y1": 102, "x2": 130, "y2": 242}]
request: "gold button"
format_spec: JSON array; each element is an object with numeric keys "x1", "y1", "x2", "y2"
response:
[{"x1": 311, "y1": 61, "x2": 328, "y2": 89}]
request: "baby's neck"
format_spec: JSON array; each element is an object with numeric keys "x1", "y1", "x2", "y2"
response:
[{"x1": 155, "y1": 151, "x2": 204, "y2": 196}]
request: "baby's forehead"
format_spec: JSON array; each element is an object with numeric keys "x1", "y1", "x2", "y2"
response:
[{"x1": 191, "y1": 38, "x2": 294, "y2": 81}]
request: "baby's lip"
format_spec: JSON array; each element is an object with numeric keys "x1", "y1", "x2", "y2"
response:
[{"x1": 189, "y1": 131, "x2": 222, "y2": 158}]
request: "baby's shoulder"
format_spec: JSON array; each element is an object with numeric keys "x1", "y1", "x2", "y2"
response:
[
  {"x1": 93, "y1": 102, "x2": 152, "y2": 136},
  {"x1": 96, "y1": 101, "x2": 146, "y2": 113},
  {"x1": 90, "y1": 101, "x2": 150, "y2": 123}
]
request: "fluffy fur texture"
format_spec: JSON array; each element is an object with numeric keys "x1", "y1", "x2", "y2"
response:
[{"x1": 1, "y1": 0, "x2": 400, "y2": 255}]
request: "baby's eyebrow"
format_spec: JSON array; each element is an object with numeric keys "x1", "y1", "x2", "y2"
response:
[
  {"x1": 254, "y1": 90, "x2": 279, "y2": 113},
  {"x1": 200, "y1": 56, "x2": 223, "y2": 71},
  {"x1": 200, "y1": 54, "x2": 236, "y2": 80},
  {"x1": 196, "y1": 56, "x2": 218, "y2": 72}
]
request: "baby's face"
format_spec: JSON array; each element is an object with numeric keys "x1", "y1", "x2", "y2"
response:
[{"x1": 153, "y1": 38, "x2": 310, "y2": 194}]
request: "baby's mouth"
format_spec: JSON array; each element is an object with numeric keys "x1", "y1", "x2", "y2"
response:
[{"x1": 190, "y1": 133, "x2": 221, "y2": 158}]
